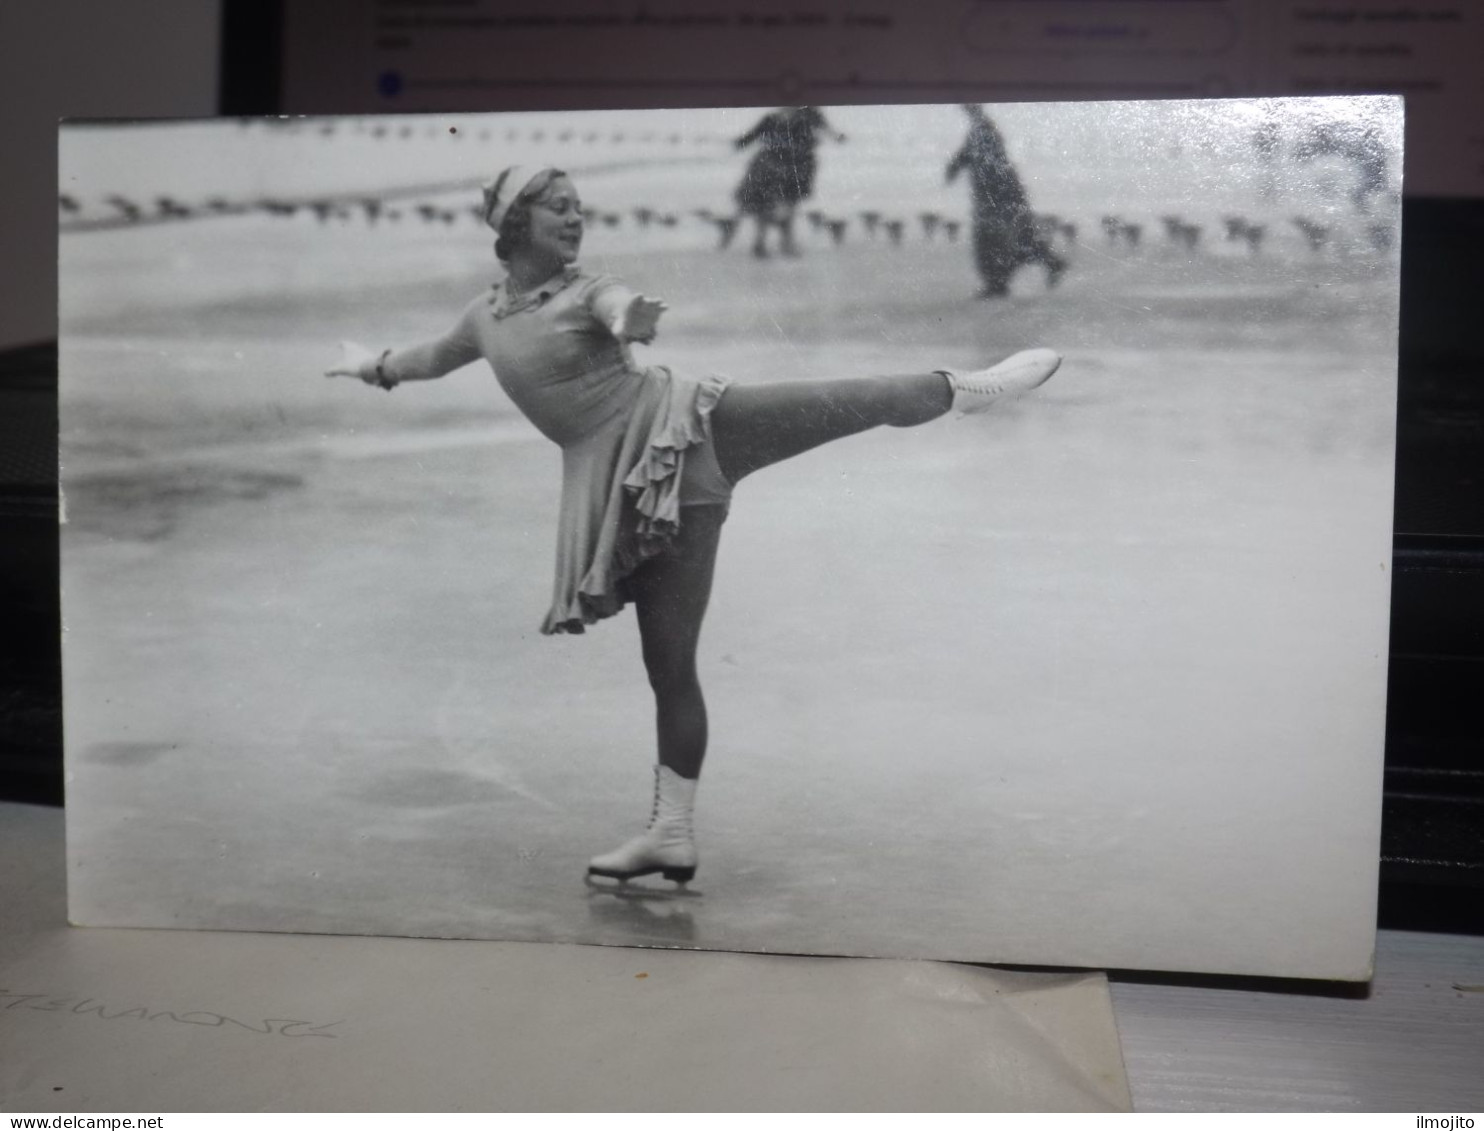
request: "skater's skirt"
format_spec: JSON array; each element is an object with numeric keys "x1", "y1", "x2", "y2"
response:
[{"x1": 541, "y1": 365, "x2": 731, "y2": 635}]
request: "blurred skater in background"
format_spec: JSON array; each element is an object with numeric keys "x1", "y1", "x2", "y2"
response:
[
  {"x1": 1293, "y1": 120, "x2": 1393, "y2": 215},
  {"x1": 947, "y1": 104, "x2": 1068, "y2": 298},
  {"x1": 327, "y1": 165, "x2": 1060, "y2": 892},
  {"x1": 729, "y1": 106, "x2": 846, "y2": 258}
]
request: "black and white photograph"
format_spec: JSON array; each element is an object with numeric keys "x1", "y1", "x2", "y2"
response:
[{"x1": 60, "y1": 97, "x2": 1401, "y2": 979}]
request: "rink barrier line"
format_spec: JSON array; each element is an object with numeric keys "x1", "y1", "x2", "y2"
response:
[
  {"x1": 58, "y1": 154, "x2": 734, "y2": 234},
  {"x1": 58, "y1": 192, "x2": 1390, "y2": 262}
]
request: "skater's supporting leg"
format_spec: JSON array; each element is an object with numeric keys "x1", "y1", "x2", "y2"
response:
[
  {"x1": 625, "y1": 504, "x2": 726, "y2": 780},
  {"x1": 587, "y1": 507, "x2": 723, "y2": 884},
  {"x1": 710, "y1": 372, "x2": 952, "y2": 483}
]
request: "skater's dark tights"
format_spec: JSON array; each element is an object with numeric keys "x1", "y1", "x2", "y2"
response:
[
  {"x1": 627, "y1": 372, "x2": 953, "y2": 780},
  {"x1": 627, "y1": 506, "x2": 725, "y2": 780},
  {"x1": 710, "y1": 372, "x2": 952, "y2": 483}
]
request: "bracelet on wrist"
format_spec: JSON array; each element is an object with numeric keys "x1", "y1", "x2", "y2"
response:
[{"x1": 373, "y1": 348, "x2": 397, "y2": 391}]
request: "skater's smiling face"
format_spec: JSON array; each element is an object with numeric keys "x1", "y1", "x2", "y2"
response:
[{"x1": 506, "y1": 174, "x2": 584, "y2": 272}]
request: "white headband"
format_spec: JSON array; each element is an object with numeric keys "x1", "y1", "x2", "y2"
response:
[{"x1": 480, "y1": 165, "x2": 551, "y2": 234}]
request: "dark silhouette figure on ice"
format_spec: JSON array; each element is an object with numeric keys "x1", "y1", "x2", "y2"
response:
[
  {"x1": 729, "y1": 106, "x2": 845, "y2": 258},
  {"x1": 946, "y1": 105, "x2": 1067, "y2": 297}
]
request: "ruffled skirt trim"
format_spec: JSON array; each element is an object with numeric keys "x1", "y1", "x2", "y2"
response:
[{"x1": 541, "y1": 367, "x2": 730, "y2": 635}]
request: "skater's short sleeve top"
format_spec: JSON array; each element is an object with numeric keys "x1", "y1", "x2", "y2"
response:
[{"x1": 383, "y1": 269, "x2": 647, "y2": 448}]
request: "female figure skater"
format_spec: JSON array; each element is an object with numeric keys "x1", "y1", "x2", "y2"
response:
[{"x1": 326, "y1": 165, "x2": 1060, "y2": 887}]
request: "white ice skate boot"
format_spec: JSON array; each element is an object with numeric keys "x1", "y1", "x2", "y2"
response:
[
  {"x1": 937, "y1": 348, "x2": 1061, "y2": 416},
  {"x1": 587, "y1": 765, "x2": 698, "y2": 885}
]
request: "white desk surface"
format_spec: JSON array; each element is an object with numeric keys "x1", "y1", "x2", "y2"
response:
[{"x1": 4, "y1": 802, "x2": 1482, "y2": 1112}]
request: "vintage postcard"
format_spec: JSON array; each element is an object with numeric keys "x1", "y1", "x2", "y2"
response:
[{"x1": 59, "y1": 98, "x2": 1400, "y2": 978}]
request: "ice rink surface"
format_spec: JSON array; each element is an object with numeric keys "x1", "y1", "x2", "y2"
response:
[{"x1": 58, "y1": 106, "x2": 1399, "y2": 977}]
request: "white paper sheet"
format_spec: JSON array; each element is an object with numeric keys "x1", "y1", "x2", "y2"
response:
[{"x1": 1, "y1": 803, "x2": 1131, "y2": 1112}]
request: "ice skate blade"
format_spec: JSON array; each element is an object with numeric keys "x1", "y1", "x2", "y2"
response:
[
  {"x1": 585, "y1": 874, "x2": 702, "y2": 899},
  {"x1": 586, "y1": 861, "x2": 696, "y2": 884}
]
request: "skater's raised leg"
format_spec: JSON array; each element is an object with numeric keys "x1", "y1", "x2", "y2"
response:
[
  {"x1": 711, "y1": 372, "x2": 951, "y2": 482},
  {"x1": 710, "y1": 352, "x2": 1059, "y2": 482}
]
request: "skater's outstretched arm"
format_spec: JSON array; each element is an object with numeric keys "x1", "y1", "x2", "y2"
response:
[
  {"x1": 588, "y1": 279, "x2": 667, "y2": 345},
  {"x1": 324, "y1": 299, "x2": 484, "y2": 390}
]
